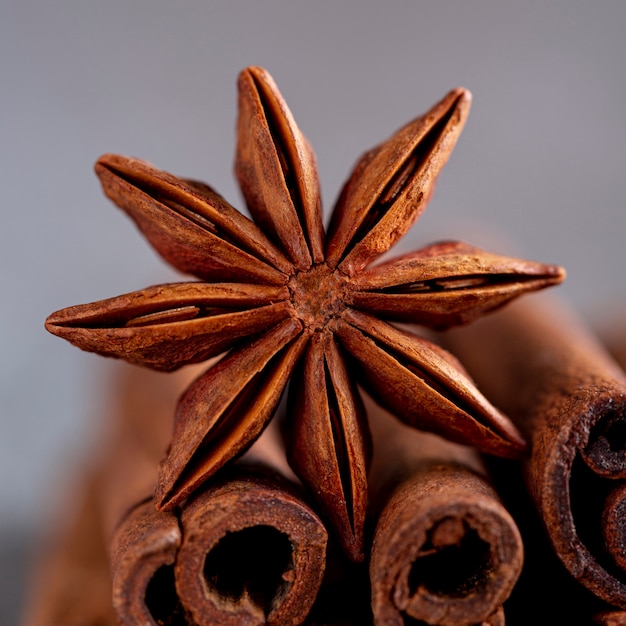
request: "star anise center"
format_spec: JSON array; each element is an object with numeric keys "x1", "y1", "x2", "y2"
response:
[{"x1": 288, "y1": 263, "x2": 351, "y2": 332}]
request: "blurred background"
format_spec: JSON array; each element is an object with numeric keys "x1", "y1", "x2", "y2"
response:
[{"x1": 3, "y1": 1, "x2": 626, "y2": 622}]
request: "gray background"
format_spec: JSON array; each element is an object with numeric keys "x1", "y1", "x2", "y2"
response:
[{"x1": 3, "y1": 1, "x2": 626, "y2": 621}]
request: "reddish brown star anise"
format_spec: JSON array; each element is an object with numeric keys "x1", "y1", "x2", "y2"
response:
[{"x1": 46, "y1": 66, "x2": 565, "y2": 561}]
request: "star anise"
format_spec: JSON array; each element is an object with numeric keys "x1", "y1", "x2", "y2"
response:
[{"x1": 46, "y1": 66, "x2": 565, "y2": 561}]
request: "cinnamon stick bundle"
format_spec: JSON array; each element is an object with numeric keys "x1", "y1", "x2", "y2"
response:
[
  {"x1": 365, "y1": 394, "x2": 523, "y2": 626},
  {"x1": 440, "y1": 295, "x2": 626, "y2": 613},
  {"x1": 113, "y1": 364, "x2": 329, "y2": 625},
  {"x1": 24, "y1": 362, "x2": 329, "y2": 626}
]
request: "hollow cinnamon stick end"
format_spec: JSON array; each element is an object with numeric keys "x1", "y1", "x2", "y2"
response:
[
  {"x1": 530, "y1": 387, "x2": 626, "y2": 609},
  {"x1": 370, "y1": 466, "x2": 523, "y2": 626},
  {"x1": 175, "y1": 472, "x2": 328, "y2": 626},
  {"x1": 109, "y1": 501, "x2": 182, "y2": 625},
  {"x1": 602, "y1": 484, "x2": 626, "y2": 575}
]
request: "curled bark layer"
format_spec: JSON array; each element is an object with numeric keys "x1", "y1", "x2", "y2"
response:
[
  {"x1": 365, "y1": 395, "x2": 523, "y2": 626},
  {"x1": 109, "y1": 502, "x2": 183, "y2": 625},
  {"x1": 441, "y1": 296, "x2": 626, "y2": 610},
  {"x1": 175, "y1": 467, "x2": 327, "y2": 625}
]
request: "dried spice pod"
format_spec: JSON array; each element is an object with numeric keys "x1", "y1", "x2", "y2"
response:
[
  {"x1": 441, "y1": 295, "x2": 626, "y2": 610},
  {"x1": 155, "y1": 319, "x2": 307, "y2": 511},
  {"x1": 336, "y1": 309, "x2": 526, "y2": 458},
  {"x1": 45, "y1": 283, "x2": 292, "y2": 371},
  {"x1": 236, "y1": 66, "x2": 324, "y2": 268},
  {"x1": 285, "y1": 329, "x2": 371, "y2": 562},
  {"x1": 366, "y1": 395, "x2": 523, "y2": 626},
  {"x1": 95, "y1": 153, "x2": 292, "y2": 284},
  {"x1": 46, "y1": 65, "x2": 566, "y2": 561}
]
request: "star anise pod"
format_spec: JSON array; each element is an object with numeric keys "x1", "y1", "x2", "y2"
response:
[{"x1": 46, "y1": 66, "x2": 565, "y2": 561}]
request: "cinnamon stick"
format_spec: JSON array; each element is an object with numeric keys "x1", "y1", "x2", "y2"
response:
[
  {"x1": 19, "y1": 467, "x2": 117, "y2": 626},
  {"x1": 98, "y1": 363, "x2": 185, "y2": 625},
  {"x1": 103, "y1": 362, "x2": 328, "y2": 625},
  {"x1": 440, "y1": 295, "x2": 626, "y2": 611},
  {"x1": 109, "y1": 502, "x2": 183, "y2": 625},
  {"x1": 365, "y1": 394, "x2": 523, "y2": 626},
  {"x1": 593, "y1": 312, "x2": 626, "y2": 626},
  {"x1": 175, "y1": 463, "x2": 327, "y2": 625}
]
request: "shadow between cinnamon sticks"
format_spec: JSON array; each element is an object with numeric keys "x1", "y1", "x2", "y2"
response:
[
  {"x1": 439, "y1": 295, "x2": 626, "y2": 613},
  {"x1": 364, "y1": 393, "x2": 523, "y2": 626},
  {"x1": 108, "y1": 363, "x2": 328, "y2": 626}
]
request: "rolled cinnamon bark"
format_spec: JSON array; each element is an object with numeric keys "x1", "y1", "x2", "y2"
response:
[
  {"x1": 174, "y1": 453, "x2": 328, "y2": 625},
  {"x1": 19, "y1": 467, "x2": 117, "y2": 626},
  {"x1": 103, "y1": 362, "x2": 328, "y2": 625},
  {"x1": 100, "y1": 363, "x2": 185, "y2": 625},
  {"x1": 593, "y1": 314, "x2": 626, "y2": 626},
  {"x1": 109, "y1": 502, "x2": 183, "y2": 625},
  {"x1": 365, "y1": 394, "x2": 523, "y2": 626},
  {"x1": 441, "y1": 295, "x2": 626, "y2": 610}
]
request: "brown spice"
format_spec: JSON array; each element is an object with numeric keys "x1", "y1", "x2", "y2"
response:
[
  {"x1": 45, "y1": 66, "x2": 565, "y2": 561},
  {"x1": 92, "y1": 363, "x2": 184, "y2": 624},
  {"x1": 19, "y1": 468, "x2": 117, "y2": 626},
  {"x1": 21, "y1": 362, "x2": 329, "y2": 626},
  {"x1": 105, "y1": 364, "x2": 328, "y2": 625},
  {"x1": 175, "y1": 465, "x2": 327, "y2": 626},
  {"x1": 110, "y1": 502, "x2": 182, "y2": 625},
  {"x1": 365, "y1": 395, "x2": 523, "y2": 626},
  {"x1": 441, "y1": 295, "x2": 626, "y2": 610}
]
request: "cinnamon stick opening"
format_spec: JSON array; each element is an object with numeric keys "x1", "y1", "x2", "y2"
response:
[
  {"x1": 370, "y1": 467, "x2": 522, "y2": 625},
  {"x1": 175, "y1": 470, "x2": 327, "y2": 626},
  {"x1": 583, "y1": 409, "x2": 626, "y2": 477},
  {"x1": 366, "y1": 394, "x2": 523, "y2": 626},
  {"x1": 407, "y1": 513, "x2": 495, "y2": 599},
  {"x1": 144, "y1": 564, "x2": 186, "y2": 625},
  {"x1": 202, "y1": 524, "x2": 294, "y2": 615}
]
